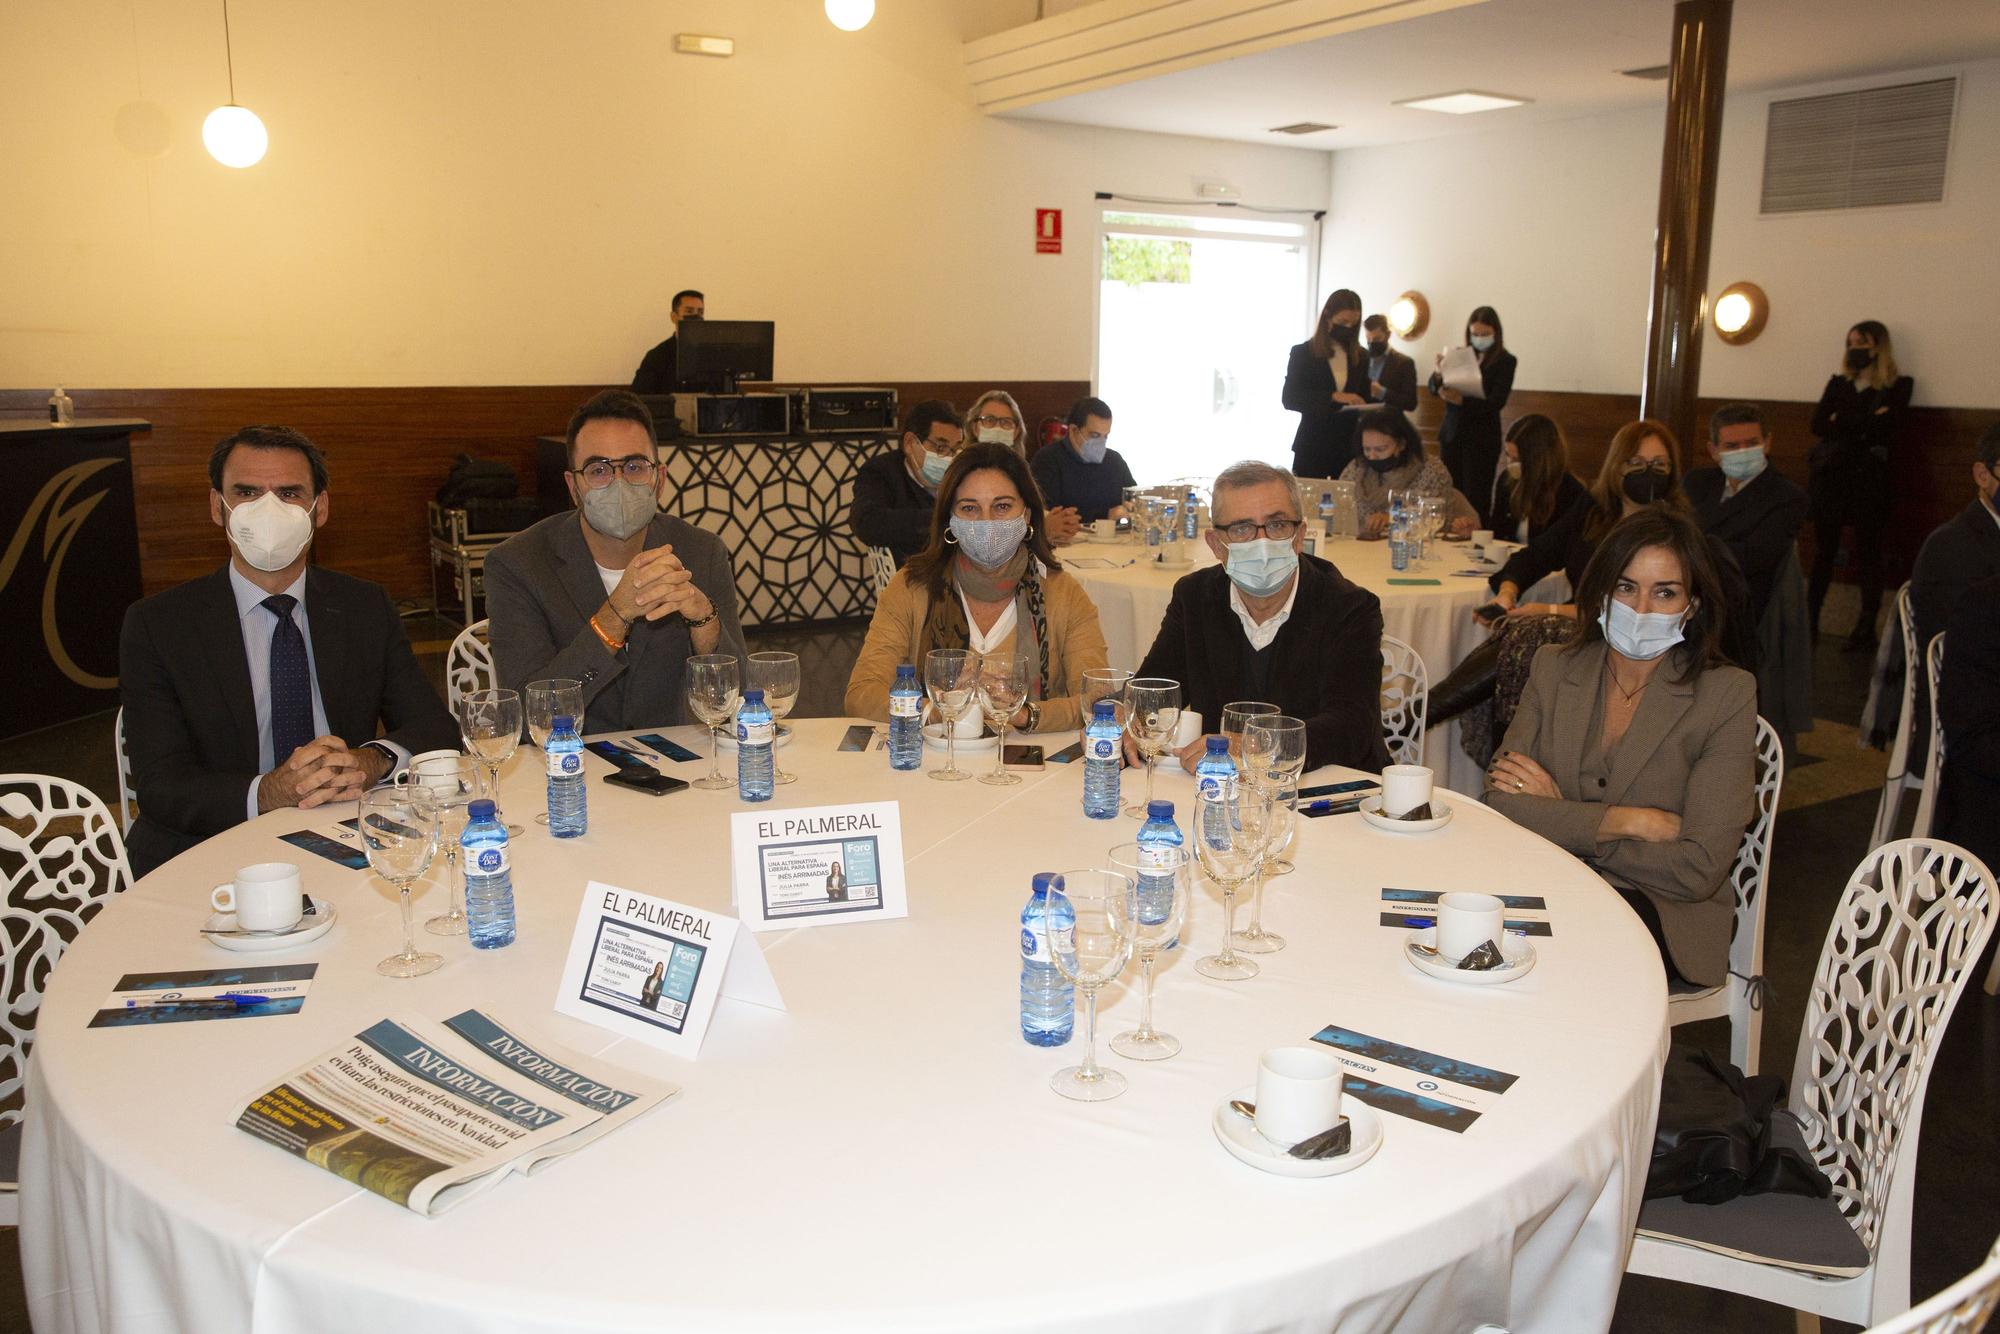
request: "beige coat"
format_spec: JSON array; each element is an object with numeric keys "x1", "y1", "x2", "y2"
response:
[
  {"x1": 1487, "y1": 641, "x2": 1757, "y2": 987},
  {"x1": 843, "y1": 566, "x2": 1110, "y2": 731}
]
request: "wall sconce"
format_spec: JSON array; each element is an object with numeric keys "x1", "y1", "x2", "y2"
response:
[
  {"x1": 1387, "y1": 291, "x2": 1430, "y2": 340},
  {"x1": 1713, "y1": 282, "x2": 1768, "y2": 345}
]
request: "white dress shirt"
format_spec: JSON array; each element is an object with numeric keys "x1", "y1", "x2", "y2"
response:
[{"x1": 1228, "y1": 575, "x2": 1299, "y2": 652}]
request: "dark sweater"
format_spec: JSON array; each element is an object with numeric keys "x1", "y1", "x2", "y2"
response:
[
  {"x1": 1030, "y1": 442, "x2": 1136, "y2": 522},
  {"x1": 849, "y1": 449, "x2": 937, "y2": 566},
  {"x1": 1684, "y1": 464, "x2": 1808, "y2": 620},
  {"x1": 1938, "y1": 573, "x2": 2000, "y2": 875}
]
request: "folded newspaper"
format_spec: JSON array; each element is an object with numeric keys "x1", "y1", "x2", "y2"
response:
[{"x1": 236, "y1": 1008, "x2": 677, "y2": 1216}]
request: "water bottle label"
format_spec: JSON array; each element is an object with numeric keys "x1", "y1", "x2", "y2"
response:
[
  {"x1": 546, "y1": 750, "x2": 583, "y2": 778},
  {"x1": 471, "y1": 846, "x2": 510, "y2": 875},
  {"x1": 1139, "y1": 845, "x2": 1176, "y2": 871},
  {"x1": 1021, "y1": 926, "x2": 1046, "y2": 963},
  {"x1": 1088, "y1": 736, "x2": 1117, "y2": 761},
  {"x1": 1198, "y1": 775, "x2": 1233, "y2": 800},
  {"x1": 889, "y1": 693, "x2": 920, "y2": 718},
  {"x1": 738, "y1": 719, "x2": 775, "y2": 744}
]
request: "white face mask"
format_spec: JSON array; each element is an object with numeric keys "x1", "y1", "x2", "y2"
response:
[
  {"x1": 975, "y1": 426, "x2": 1015, "y2": 447},
  {"x1": 1599, "y1": 596, "x2": 1689, "y2": 662},
  {"x1": 225, "y1": 491, "x2": 316, "y2": 571}
]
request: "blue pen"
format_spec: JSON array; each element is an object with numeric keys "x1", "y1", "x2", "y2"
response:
[
  {"x1": 1303, "y1": 796, "x2": 1369, "y2": 814},
  {"x1": 124, "y1": 993, "x2": 279, "y2": 1009}
]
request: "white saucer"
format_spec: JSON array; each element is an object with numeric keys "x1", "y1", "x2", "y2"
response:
[
  {"x1": 1404, "y1": 926, "x2": 1536, "y2": 985},
  {"x1": 1212, "y1": 1087, "x2": 1384, "y2": 1178},
  {"x1": 923, "y1": 722, "x2": 999, "y2": 753},
  {"x1": 713, "y1": 724, "x2": 795, "y2": 751},
  {"x1": 1359, "y1": 795, "x2": 1454, "y2": 834},
  {"x1": 202, "y1": 896, "x2": 337, "y2": 953}
]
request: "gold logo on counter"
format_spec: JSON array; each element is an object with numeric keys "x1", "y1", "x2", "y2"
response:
[{"x1": 0, "y1": 458, "x2": 122, "y2": 690}]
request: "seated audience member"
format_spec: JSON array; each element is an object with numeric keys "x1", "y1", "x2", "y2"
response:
[
  {"x1": 119, "y1": 426, "x2": 460, "y2": 878},
  {"x1": 1488, "y1": 413, "x2": 1588, "y2": 545},
  {"x1": 1486, "y1": 507, "x2": 1757, "y2": 988},
  {"x1": 1338, "y1": 408, "x2": 1477, "y2": 537},
  {"x1": 966, "y1": 389, "x2": 1028, "y2": 456},
  {"x1": 630, "y1": 288, "x2": 704, "y2": 394},
  {"x1": 1132, "y1": 460, "x2": 1392, "y2": 774},
  {"x1": 845, "y1": 443, "x2": 1108, "y2": 729},
  {"x1": 1683, "y1": 403, "x2": 1807, "y2": 623},
  {"x1": 486, "y1": 391, "x2": 746, "y2": 732},
  {"x1": 1938, "y1": 573, "x2": 2000, "y2": 877},
  {"x1": 850, "y1": 400, "x2": 964, "y2": 566},
  {"x1": 1361, "y1": 314, "x2": 1419, "y2": 412},
  {"x1": 1029, "y1": 396, "x2": 1135, "y2": 539},
  {"x1": 1909, "y1": 422, "x2": 2000, "y2": 653}
]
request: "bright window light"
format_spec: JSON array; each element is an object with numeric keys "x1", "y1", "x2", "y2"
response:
[{"x1": 1394, "y1": 90, "x2": 1530, "y2": 115}]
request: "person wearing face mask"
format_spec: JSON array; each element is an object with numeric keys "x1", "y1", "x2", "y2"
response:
[
  {"x1": 1360, "y1": 314, "x2": 1418, "y2": 413},
  {"x1": 1682, "y1": 403, "x2": 1807, "y2": 627},
  {"x1": 851, "y1": 400, "x2": 966, "y2": 567},
  {"x1": 117, "y1": 425, "x2": 460, "y2": 878},
  {"x1": 630, "y1": 289, "x2": 705, "y2": 395},
  {"x1": 1488, "y1": 414, "x2": 1589, "y2": 546},
  {"x1": 486, "y1": 391, "x2": 746, "y2": 734},
  {"x1": 965, "y1": 389, "x2": 1028, "y2": 456},
  {"x1": 1428, "y1": 305, "x2": 1518, "y2": 526},
  {"x1": 844, "y1": 443, "x2": 1108, "y2": 729},
  {"x1": 1129, "y1": 460, "x2": 1393, "y2": 774},
  {"x1": 1486, "y1": 507, "x2": 1757, "y2": 987},
  {"x1": 1336, "y1": 408, "x2": 1477, "y2": 538},
  {"x1": 1283, "y1": 289, "x2": 1373, "y2": 479},
  {"x1": 1028, "y1": 397, "x2": 1134, "y2": 533},
  {"x1": 1806, "y1": 319, "x2": 1914, "y2": 648}
]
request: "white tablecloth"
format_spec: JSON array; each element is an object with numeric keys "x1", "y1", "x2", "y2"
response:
[{"x1": 23, "y1": 718, "x2": 1665, "y2": 1334}]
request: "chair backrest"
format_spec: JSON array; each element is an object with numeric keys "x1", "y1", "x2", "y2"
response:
[
  {"x1": 1912, "y1": 634, "x2": 1947, "y2": 841},
  {"x1": 866, "y1": 546, "x2": 896, "y2": 596},
  {"x1": 1885, "y1": 584, "x2": 1919, "y2": 779},
  {"x1": 1724, "y1": 717, "x2": 1785, "y2": 987},
  {"x1": 1788, "y1": 838, "x2": 2000, "y2": 1258},
  {"x1": 1379, "y1": 635, "x2": 1429, "y2": 768},
  {"x1": 447, "y1": 619, "x2": 496, "y2": 714},
  {"x1": 113, "y1": 706, "x2": 136, "y2": 834},
  {"x1": 0, "y1": 774, "x2": 135, "y2": 1126},
  {"x1": 1862, "y1": 1233, "x2": 2000, "y2": 1333}
]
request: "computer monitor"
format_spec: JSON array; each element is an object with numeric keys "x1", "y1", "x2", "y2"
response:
[{"x1": 672, "y1": 320, "x2": 774, "y2": 393}]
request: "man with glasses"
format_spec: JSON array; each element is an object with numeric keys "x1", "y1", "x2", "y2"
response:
[
  {"x1": 850, "y1": 400, "x2": 964, "y2": 567},
  {"x1": 486, "y1": 390, "x2": 746, "y2": 732},
  {"x1": 1129, "y1": 460, "x2": 1392, "y2": 773}
]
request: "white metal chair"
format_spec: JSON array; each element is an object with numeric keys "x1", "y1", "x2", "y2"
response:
[
  {"x1": 1910, "y1": 634, "x2": 1945, "y2": 843},
  {"x1": 866, "y1": 546, "x2": 896, "y2": 596},
  {"x1": 1, "y1": 774, "x2": 137, "y2": 1226},
  {"x1": 1667, "y1": 715, "x2": 1783, "y2": 1074},
  {"x1": 1869, "y1": 586, "x2": 1926, "y2": 850},
  {"x1": 1628, "y1": 837, "x2": 2000, "y2": 1328},
  {"x1": 1860, "y1": 1234, "x2": 2000, "y2": 1333},
  {"x1": 1378, "y1": 634, "x2": 1428, "y2": 768},
  {"x1": 112, "y1": 706, "x2": 136, "y2": 834},
  {"x1": 446, "y1": 618, "x2": 496, "y2": 714}
]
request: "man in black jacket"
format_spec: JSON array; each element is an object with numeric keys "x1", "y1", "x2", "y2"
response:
[
  {"x1": 1684, "y1": 403, "x2": 1807, "y2": 623},
  {"x1": 630, "y1": 289, "x2": 705, "y2": 395},
  {"x1": 1938, "y1": 573, "x2": 2000, "y2": 883},
  {"x1": 119, "y1": 426, "x2": 460, "y2": 877},
  {"x1": 1132, "y1": 459, "x2": 1391, "y2": 774},
  {"x1": 848, "y1": 400, "x2": 963, "y2": 566},
  {"x1": 1361, "y1": 315, "x2": 1419, "y2": 414},
  {"x1": 1909, "y1": 423, "x2": 2000, "y2": 652}
]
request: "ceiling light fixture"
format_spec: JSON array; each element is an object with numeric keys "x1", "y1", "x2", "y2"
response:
[
  {"x1": 1269, "y1": 122, "x2": 1337, "y2": 136},
  {"x1": 202, "y1": 0, "x2": 266, "y2": 168},
  {"x1": 825, "y1": 0, "x2": 875, "y2": 32},
  {"x1": 1394, "y1": 90, "x2": 1530, "y2": 116}
]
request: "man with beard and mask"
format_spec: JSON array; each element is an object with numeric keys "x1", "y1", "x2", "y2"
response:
[
  {"x1": 850, "y1": 400, "x2": 964, "y2": 567},
  {"x1": 1028, "y1": 396, "x2": 1134, "y2": 536},
  {"x1": 1336, "y1": 408, "x2": 1476, "y2": 538},
  {"x1": 1128, "y1": 460, "x2": 1392, "y2": 774},
  {"x1": 486, "y1": 391, "x2": 746, "y2": 733},
  {"x1": 1360, "y1": 314, "x2": 1418, "y2": 413},
  {"x1": 118, "y1": 425, "x2": 460, "y2": 877}
]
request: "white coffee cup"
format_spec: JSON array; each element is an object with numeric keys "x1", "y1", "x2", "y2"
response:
[
  {"x1": 395, "y1": 748, "x2": 463, "y2": 785},
  {"x1": 1437, "y1": 891, "x2": 1506, "y2": 962},
  {"x1": 1254, "y1": 1045, "x2": 1346, "y2": 1147},
  {"x1": 1380, "y1": 763, "x2": 1434, "y2": 818},
  {"x1": 1091, "y1": 519, "x2": 1116, "y2": 540},
  {"x1": 1471, "y1": 529, "x2": 1493, "y2": 549},
  {"x1": 1170, "y1": 710, "x2": 1202, "y2": 751},
  {"x1": 211, "y1": 862, "x2": 304, "y2": 932}
]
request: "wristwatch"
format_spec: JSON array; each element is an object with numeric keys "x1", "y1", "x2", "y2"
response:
[{"x1": 1021, "y1": 700, "x2": 1041, "y2": 732}]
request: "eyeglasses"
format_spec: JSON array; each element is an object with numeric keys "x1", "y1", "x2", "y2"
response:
[
  {"x1": 1622, "y1": 459, "x2": 1671, "y2": 475},
  {"x1": 1215, "y1": 518, "x2": 1301, "y2": 543},
  {"x1": 570, "y1": 457, "x2": 658, "y2": 488},
  {"x1": 973, "y1": 414, "x2": 1018, "y2": 430},
  {"x1": 922, "y1": 438, "x2": 964, "y2": 456}
]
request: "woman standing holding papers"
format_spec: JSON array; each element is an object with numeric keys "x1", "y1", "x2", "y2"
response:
[
  {"x1": 1806, "y1": 320, "x2": 1914, "y2": 648},
  {"x1": 1430, "y1": 305, "x2": 1517, "y2": 525}
]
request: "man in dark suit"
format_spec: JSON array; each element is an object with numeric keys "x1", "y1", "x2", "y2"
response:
[
  {"x1": 1937, "y1": 573, "x2": 2000, "y2": 882},
  {"x1": 1131, "y1": 459, "x2": 1391, "y2": 774},
  {"x1": 1362, "y1": 314, "x2": 1419, "y2": 414},
  {"x1": 119, "y1": 426, "x2": 460, "y2": 878},
  {"x1": 1029, "y1": 396, "x2": 1135, "y2": 533},
  {"x1": 1909, "y1": 422, "x2": 2000, "y2": 652},
  {"x1": 1684, "y1": 402, "x2": 1807, "y2": 622},
  {"x1": 849, "y1": 400, "x2": 962, "y2": 566},
  {"x1": 630, "y1": 289, "x2": 705, "y2": 395}
]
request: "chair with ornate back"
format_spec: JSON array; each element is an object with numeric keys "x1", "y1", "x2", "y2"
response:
[
  {"x1": 446, "y1": 619, "x2": 496, "y2": 715},
  {"x1": 1378, "y1": 635, "x2": 1429, "y2": 768}
]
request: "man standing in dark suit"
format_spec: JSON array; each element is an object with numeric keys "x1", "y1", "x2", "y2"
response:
[
  {"x1": 1909, "y1": 423, "x2": 2000, "y2": 652},
  {"x1": 118, "y1": 426, "x2": 460, "y2": 878},
  {"x1": 1361, "y1": 315, "x2": 1419, "y2": 414},
  {"x1": 1684, "y1": 402, "x2": 1808, "y2": 623},
  {"x1": 849, "y1": 400, "x2": 963, "y2": 566},
  {"x1": 1130, "y1": 459, "x2": 1391, "y2": 774},
  {"x1": 630, "y1": 289, "x2": 705, "y2": 395}
]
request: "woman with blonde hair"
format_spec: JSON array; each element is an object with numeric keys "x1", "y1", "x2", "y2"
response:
[
  {"x1": 965, "y1": 389, "x2": 1027, "y2": 456},
  {"x1": 1807, "y1": 319, "x2": 1915, "y2": 647}
]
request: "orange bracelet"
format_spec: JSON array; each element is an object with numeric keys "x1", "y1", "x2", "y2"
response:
[{"x1": 589, "y1": 613, "x2": 626, "y2": 653}]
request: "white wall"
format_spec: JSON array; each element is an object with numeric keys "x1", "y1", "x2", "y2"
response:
[
  {"x1": 0, "y1": 0, "x2": 1328, "y2": 388},
  {"x1": 1322, "y1": 58, "x2": 2000, "y2": 408}
]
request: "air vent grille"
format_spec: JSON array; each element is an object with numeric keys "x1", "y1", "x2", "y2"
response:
[
  {"x1": 1268, "y1": 122, "x2": 1336, "y2": 135},
  {"x1": 1761, "y1": 77, "x2": 1955, "y2": 214}
]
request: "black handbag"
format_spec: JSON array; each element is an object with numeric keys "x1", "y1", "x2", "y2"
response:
[{"x1": 1647, "y1": 1044, "x2": 1832, "y2": 1205}]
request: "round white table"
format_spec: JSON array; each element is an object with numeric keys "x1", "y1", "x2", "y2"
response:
[{"x1": 23, "y1": 718, "x2": 1665, "y2": 1334}]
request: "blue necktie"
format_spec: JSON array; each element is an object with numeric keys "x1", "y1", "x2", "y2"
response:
[{"x1": 264, "y1": 594, "x2": 314, "y2": 763}]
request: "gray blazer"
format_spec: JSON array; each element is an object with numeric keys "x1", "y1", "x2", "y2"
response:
[
  {"x1": 485, "y1": 510, "x2": 748, "y2": 733},
  {"x1": 1487, "y1": 640, "x2": 1757, "y2": 987}
]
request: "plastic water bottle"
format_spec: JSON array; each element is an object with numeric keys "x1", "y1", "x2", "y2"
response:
[
  {"x1": 1389, "y1": 516, "x2": 1412, "y2": 572},
  {"x1": 1020, "y1": 871, "x2": 1075, "y2": 1046},
  {"x1": 461, "y1": 799, "x2": 516, "y2": 950},
  {"x1": 737, "y1": 689, "x2": 774, "y2": 802},
  {"x1": 545, "y1": 714, "x2": 586, "y2": 838},
  {"x1": 889, "y1": 663, "x2": 923, "y2": 771},
  {"x1": 1195, "y1": 736, "x2": 1237, "y2": 844},
  {"x1": 1082, "y1": 700, "x2": 1122, "y2": 819},
  {"x1": 1136, "y1": 799, "x2": 1183, "y2": 944},
  {"x1": 1183, "y1": 489, "x2": 1200, "y2": 540},
  {"x1": 1319, "y1": 490, "x2": 1335, "y2": 537}
]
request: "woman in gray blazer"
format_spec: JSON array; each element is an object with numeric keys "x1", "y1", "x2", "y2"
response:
[{"x1": 1486, "y1": 507, "x2": 1757, "y2": 988}]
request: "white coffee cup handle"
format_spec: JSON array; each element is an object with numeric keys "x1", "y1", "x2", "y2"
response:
[{"x1": 211, "y1": 884, "x2": 236, "y2": 913}]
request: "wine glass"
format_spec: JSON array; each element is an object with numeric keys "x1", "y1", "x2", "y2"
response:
[
  {"x1": 686, "y1": 654, "x2": 740, "y2": 791},
  {"x1": 1417, "y1": 495, "x2": 1446, "y2": 567},
  {"x1": 458, "y1": 689, "x2": 523, "y2": 835},
  {"x1": 746, "y1": 652, "x2": 801, "y2": 785},
  {"x1": 975, "y1": 652, "x2": 1031, "y2": 786},
  {"x1": 1234, "y1": 787, "x2": 1294, "y2": 954},
  {"x1": 362, "y1": 786, "x2": 441, "y2": 978},
  {"x1": 1242, "y1": 714, "x2": 1308, "y2": 876},
  {"x1": 1044, "y1": 869, "x2": 1136, "y2": 1101},
  {"x1": 924, "y1": 648, "x2": 975, "y2": 782},
  {"x1": 1106, "y1": 842, "x2": 1189, "y2": 1061},
  {"x1": 1122, "y1": 678, "x2": 1182, "y2": 818},
  {"x1": 1192, "y1": 785, "x2": 1274, "y2": 981},
  {"x1": 1219, "y1": 701, "x2": 1279, "y2": 757},
  {"x1": 1079, "y1": 667, "x2": 1132, "y2": 734},
  {"x1": 525, "y1": 679, "x2": 582, "y2": 824},
  {"x1": 412, "y1": 754, "x2": 478, "y2": 936}
]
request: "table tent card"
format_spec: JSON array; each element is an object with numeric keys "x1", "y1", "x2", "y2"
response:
[
  {"x1": 555, "y1": 883, "x2": 785, "y2": 1060},
  {"x1": 1310, "y1": 1024, "x2": 1519, "y2": 1133},
  {"x1": 729, "y1": 801, "x2": 909, "y2": 933}
]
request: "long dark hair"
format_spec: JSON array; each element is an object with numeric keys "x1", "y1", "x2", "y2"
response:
[
  {"x1": 1504, "y1": 414, "x2": 1571, "y2": 530},
  {"x1": 1307, "y1": 288, "x2": 1363, "y2": 361},
  {"x1": 1584, "y1": 419, "x2": 1688, "y2": 543},
  {"x1": 903, "y1": 443, "x2": 1060, "y2": 603},
  {"x1": 1355, "y1": 406, "x2": 1422, "y2": 466},
  {"x1": 1568, "y1": 507, "x2": 1731, "y2": 680},
  {"x1": 1465, "y1": 305, "x2": 1505, "y2": 362}
]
